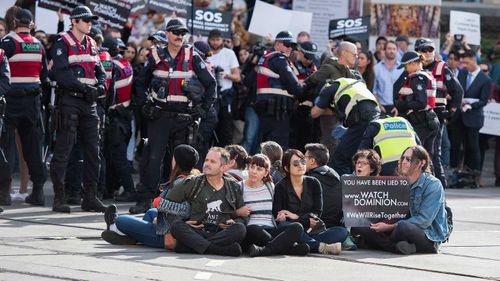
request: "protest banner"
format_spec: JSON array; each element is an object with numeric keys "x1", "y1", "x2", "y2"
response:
[
  {"x1": 130, "y1": 0, "x2": 148, "y2": 14},
  {"x1": 480, "y1": 103, "x2": 500, "y2": 136},
  {"x1": 249, "y1": 0, "x2": 312, "y2": 41},
  {"x1": 36, "y1": 5, "x2": 72, "y2": 34},
  {"x1": 329, "y1": 16, "x2": 370, "y2": 48},
  {"x1": 38, "y1": 0, "x2": 87, "y2": 14},
  {"x1": 187, "y1": 0, "x2": 233, "y2": 38},
  {"x1": 88, "y1": 0, "x2": 131, "y2": 29},
  {"x1": 450, "y1": 10, "x2": 481, "y2": 46},
  {"x1": 342, "y1": 176, "x2": 410, "y2": 227},
  {"x1": 147, "y1": 0, "x2": 191, "y2": 17}
]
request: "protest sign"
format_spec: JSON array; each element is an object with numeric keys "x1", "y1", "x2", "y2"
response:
[
  {"x1": 147, "y1": 0, "x2": 191, "y2": 17},
  {"x1": 480, "y1": 103, "x2": 500, "y2": 136},
  {"x1": 450, "y1": 10, "x2": 481, "y2": 46},
  {"x1": 342, "y1": 176, "x2": 410, "y2": 227},
  {"x1": 36, "y1": 5, "x2": 72, "y2": 34},
  {"x1": 130, "y1": 0, "x2": 148, "y2": 14},
  {"x1": 88, "y1": 0, "x2": 131, "y2": 30},
  {"x1": 187, "y1": 7, "x2": 232, "y2": 37},
  {"x1": 38, "y1": 0, "x2": 87, "y2": 14},
  {"x1": 249, "y1": 0, "x2": 312, "y2": 40},
  {"x1": 329, "y1": 16, "x2": 370, "y2": 48}
]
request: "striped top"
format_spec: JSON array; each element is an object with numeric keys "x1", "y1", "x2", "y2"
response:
[{"x1": 242, "y1": 182, "x2": 275, "y2": 228}]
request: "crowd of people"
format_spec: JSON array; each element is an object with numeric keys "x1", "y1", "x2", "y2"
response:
[{"x1": 1, "y1": 3, "x2": 499, "y2": 256}]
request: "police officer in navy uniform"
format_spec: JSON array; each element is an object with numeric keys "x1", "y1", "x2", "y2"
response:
[
  {"x1": 131, "y1": 19, "x2": 216, "y2": 214},
  {"x1": 311, "y1": 78, "x2": 380, "y2": 175},
  {"x1": 394, "y1": 51, "x2": 439, "y2": 157},
  {"x1": 0, "y1": 48, "x2": 12, "y2": 210},
  {"x1": 0, "y1": 9, "x2": 48, "y2": 207},
  {"x1": 255, "y1": 31, "x2": 304, "y2": 149},
  {"x1": 416, "y1": 38, "x2": 463, "y2": 188},
  {"x1": 50, "y1": 6, "x2": 107, "y2": 213}
]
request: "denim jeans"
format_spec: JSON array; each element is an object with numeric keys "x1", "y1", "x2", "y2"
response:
[
  {"x1": 115, "y1": 208, "x2": 164, "y2": 248},
  {"x1": 241, "y1": 106, "x2": 260, "y2": 155},
  {"x1": 279, "y1": 221, "x2": 348, "y2": 253}
]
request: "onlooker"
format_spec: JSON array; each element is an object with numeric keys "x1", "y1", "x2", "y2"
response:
[
  {"x1": 358, "y1": 50, "x2": 375, "y2": 91},
  {"x1": 260, "y1": 141, "x2": 285, "y2": 183},
  {"x1": 296, "y1": 31, "x2": 311, "y2": 44},
  {"x1": 395, "y1": 36, "x2": 411, "y2": 62},
  {"x1": 352, "y1": 146, "x2": 450, "y2": 255},
  {"x1": 124, "y1": 42, "x2": 137, "y2": 63},
  {"x1": 225, "y1": 144, "x2": 249, "y2": 181},
  {"x1": 374, "y1": 36, "x2": 387, "y2": 62},
  {"x1": 273, "y1": 149, "x2": 348, "y2": 255},
  {"x1": 373, "y1": 41, "x2": 404, "y2": 114}
]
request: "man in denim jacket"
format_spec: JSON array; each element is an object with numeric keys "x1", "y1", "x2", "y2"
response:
[{"x1": 352, "y1": 145, "x2": 450, "y2": 254}]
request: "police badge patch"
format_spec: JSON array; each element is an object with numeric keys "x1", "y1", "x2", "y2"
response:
[
  {"x1": 199, "y1": 61, "x2": 206, "y2": 69},
  {"x1": 56, "y1": 48, "x2": 62, "y2": 56},
  {"x1": 446, "y1": 74, "x2": 452, "y2": 81},
  {"x1": 417, "y1": 84, "x2": 423, "y2": 91}
]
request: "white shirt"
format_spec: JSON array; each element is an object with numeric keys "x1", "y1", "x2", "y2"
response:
[{"x1": 207, "y1": 47, "x2": 239, "y2": 91}]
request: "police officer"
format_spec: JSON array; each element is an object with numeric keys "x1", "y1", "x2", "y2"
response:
[
  {"x1": 255, "y1": 31, "x2": 304, "y2": 148},
  {"x1": 131, "y1": 19, "x2": 216, "y2": 214},
  {"x1": 148, "y1": 30, "x2": 168, "y2": 50},
  {"x1": 104, "y1": 37, "x2": 136, "y2": 202},
  {"x1": 50, "y1": 5, "x2": 107, "y2": 213},
  {"x1": 359, "y1": 116, "x2": 419, "y2": 176},
  {"x1": 416, "y1": 38, "x2": 463, "y2": 188},
  {"x1": 394, "y1": 51, "x2": 439, "y2": 157},
  {"x1": 0, "y1": 48, "x2": 12, "y2": 209},
  {"x1": 290, "y1": 41, "x2": 319, "y2": 150},
  {"x1": 311, "y1": 78, "x2": 380, "y2": 175},
  {"x1": 0, "y1": 9, "x2": 48, "y2": 206}
]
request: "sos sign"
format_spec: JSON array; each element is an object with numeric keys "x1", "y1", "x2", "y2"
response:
[
  {"x1": 336, "y1": 18, "x2": 363, "y2": 29},
  {"x1": 195, "y1": 10, "x2": 223, "y2": 23}
]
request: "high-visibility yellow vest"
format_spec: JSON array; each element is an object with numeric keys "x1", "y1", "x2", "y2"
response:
[
  {"x1": 373, "y1": 117, "x2": 417, "y2": 164},
  {"x1": 330, "y1": 78, "x2": 378, "y2": 117}
]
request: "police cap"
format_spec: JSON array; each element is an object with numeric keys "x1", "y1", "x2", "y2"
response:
[
  {"x1": 70, "y1": 5, "x2": 98, "y2": 20},
  {"x1": 102, "y1": 36, "x2": 126, "y2": 51},
  {"x1": 398, "y1": 50, "x2": 421, "y2": 69},
  {"x1": 275, "y1": 31, "x2": 296, "y2": 44},
  {"x1": 148, "y1": 30, "x2": 168, "y2": 43},
  {"x1": 414, "y1": 38, "x2": 435, "y2": 51},
  {"x1": 165, "y1": 18, "x2": 188, "y2": 32},
  {"x1": 298, "y1": 41, "x2": 318, "y2": 61},
  {"x1": 194, "y1": 41, "x2": 212, "y2": 58}
]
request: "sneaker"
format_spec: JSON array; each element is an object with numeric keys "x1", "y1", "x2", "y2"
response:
[
  {"x1": 104, "y1": 204, "x2": 118, "y2": 230},
  {"x1": 101, "y1": 230, "x2": 136, "y2": 245},
  {"x1": 10, "y1": 190, "x2": 29, "y2": 201},
  {"x1": 395, "y1": 241, "x2": 416, "y2": 255},
  {"x1": 341, "y1": 235, "x2": 358, "y2": 251},
  {"x1": 248, "y1": 244, "x2": 271, "y2": 257},
  {"x1": 318, "y1": 242, "x2": 341, "y2": 255},
  {"x1": 284, "y1": 243, "x2": 310, "y2": 256}
]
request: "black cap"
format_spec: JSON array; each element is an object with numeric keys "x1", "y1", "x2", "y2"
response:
[
  {"x1": 194, "y1": 41, "x2": 211, "y2": 58},
  {"x1": 298, "y1": 41, "x2": 318, "y2": 61},
  {"x1": 208, "y1": 29, "x2": 223, "y2": 39},
  {"x1": 275, "y1": 31, "x2": 296, "y2": 44},
  {"x1": 89, "y1": 26, "x2": 102, "y2": 39},
  {"x1": 398, "y1": 51, "x2": 421, "y2": 69},
  {"x1": 102, "y1": 37, "x2": 126, "y2": 51},
  {"x1": 414, "y1": 38, "x2": 435, "y2": 51},
  {"x1": 173, "y1": 144, "x2": 199, "y2": 171},
  {"x1": 148, "y1": 30, "x2": 167, "y2": 43},
  {"x1": 15, "y1": 9, "x2": 33, "y2": 24},
  {"x1": 396, "y1": 35, "x2": 411, "y2": 44},
  {"x1": 70, "y1": 5, "x2": 98, "y2": 20},
  {"x1": 165, "y1": 18, "x2": 188, "y2": 32}
]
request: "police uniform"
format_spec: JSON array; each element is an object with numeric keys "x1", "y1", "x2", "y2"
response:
[
  {"x1": 255, "y1": 31, "x2": 304, "y2": 148},
  {"x1": 359, "y1": 116, "x2": 419, "y2": 176},
  {"x1": 0, "y1": 49, "x2": 12, "y2": 207},
  {"x1": 315, "y1": 78, "x2": 380, "y2": 175},
  {"x1": 50, "y1": 6, "x2": 107, "y2": 213},
  {"x1": 417, "y1": 38, "x2": 464, "y2": 188},
  {"x1": 131, "y1": 19, "x2": 216, "y2": 214},
  {"x1": 0, "y1": 9, "x2": 48, "y2": 207},
  {"x1": 394, "y1": 51, "x2": 439, "y2": 157}
]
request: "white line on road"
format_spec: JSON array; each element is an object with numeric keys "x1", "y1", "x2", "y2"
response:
[
  {"x1": 205, "y1": 260, "x2": 225, "y2": 267},
  {"x1": 470, "y1": 206, "x2": 500, "y2": 209},
  {"x1": 194, "y1": 272, "x2": 212, "y2": 280}
]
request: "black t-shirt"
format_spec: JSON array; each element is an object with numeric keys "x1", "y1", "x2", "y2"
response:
[{"x1": 202, "y1": 186, "x2": 228, "y2": 228}]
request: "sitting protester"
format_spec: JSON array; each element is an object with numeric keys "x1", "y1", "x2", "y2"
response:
[
  {"x1": 351, "y1": 149, "x2": 382, "y2": 177},
  {"x1": 351, "y1": 145, "x2": 450, "y2": 254},
  {"x1": 260, "y1": 141, "x2": 286, "y2": 183},
  {"x1": 239, "y1": 154, "x2": 309, "y2": 257},
  {"x1": 225, "y1": 144, "x2": 249, "y2": 181},
  {"x1": 273, "y1": 149, "x2": 349, "y2": 255},
  {"x1": 166, "y1": 147, "x2": 248, "y2": 256},
  {"x1": 100, "y1": 145, "x2": 200, "y2": 247}
]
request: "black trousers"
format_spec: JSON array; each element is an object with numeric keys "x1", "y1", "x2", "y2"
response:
[
  {"x1": 448, "y1": 121, "x2": 481, "y2": 171},
  {"x1": 50, "y1": 95, "x2": 99, "y2": 189},
  {"x1": 330, "y1": 121, "x2": 370, "y2": 176},
  {"x1": 413, "y1": 124, "x2": 438, "y2": 157},
  {"x1": 1, "y1": 94, "x2": 46, "y2": 190},
  {"x1": 351, "y1": 221, "x2": 438, "y2": 254},
  {"x1": 64, "y1": 138, "x2": 83, "y2": 197},
  {"x1": 289, "y1": 105, "x2": 319, "y2": 151},
  {"x1": 170, "y1": 220, "x2": 247, "y2": 254},
  {"x1": 259, "y1": 114, "x2": 291, "y2": 149},
  {"x1": 244, "y1": 223, "x2": 303, "y2": 254},
  {"x1": 432, "y1": 123, "x2": 447, "y2": 187},
  {"x1": 214, "y1": 98, "x2": 234, "y2": 147},
  {"x1": 195, "y1": 107, "x2": 217, "y2": 170}
]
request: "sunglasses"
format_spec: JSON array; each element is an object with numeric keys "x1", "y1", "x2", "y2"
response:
[
  {"x1": 401, "y1": 156, "x2": 413, "y2": 163},
  {"x1": 172, "y1": 30, "x2": 187, "y2": 36},
  {"x1": 418, "y1": 47, "x2": 434, "y2": 53},
  {"x1": 292, "y1": 159, "x2": 307, "y2": 167}
]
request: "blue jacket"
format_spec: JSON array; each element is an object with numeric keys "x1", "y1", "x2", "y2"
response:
[{"x1": 398, "y1": 172, "x2": 449, "y2": 242}]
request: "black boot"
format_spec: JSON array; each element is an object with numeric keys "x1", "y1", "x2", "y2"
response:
[
  {"x1": 129, "y1": 199, "x2": 150, "y2": 214},
  {"x1": 52, "y1": 185, "x2": 71, "y2": 213},
  {"x1": 0, "y1": 190, "x2": 11, "y2": 206},
  {"x1": 25, "y1": 183, "x2": 45, "y2": 206},
  {"x1": 205, "y1": 242, "x2": 242, "y2": 257},
  {"x1": 248, "y1": 244, "x2": 273, "y2": 257},
  {"x1": 81, "y1": 185, "x2": 107, "y2": 212}
]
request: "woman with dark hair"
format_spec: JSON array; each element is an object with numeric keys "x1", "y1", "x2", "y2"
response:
[
  {"x1": 239, "y1": 154, "x2": 309, "y2": 257},
  {"x1": 124, "y1": 42, "x2": 137, "y2": 63},
  {"x1": 101, "y1": 144, "x2": 200, "y2": 248},
  {"x1": 273, "y1": 149, "x2": 349, "y2": 255},
  {"x1": 352, "y1": 149, "x2": 382, "y2": 176},
  {"x1": 357, "y1": 51, "x2": 375, "y2": 91},
  {"x1": 260, "y1": 141, "x2": 285, "y2": 183}
]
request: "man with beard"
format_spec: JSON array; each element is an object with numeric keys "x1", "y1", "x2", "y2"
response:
[
  {"x1": 207, "y1": 29, "x2": 241, "y2": 147},
  {"x1": 373, "y1": 40, "x2": 403, "y2": 115},
  {"x1": 351, "y1": 145, "x2": 450, "y2": 255}
]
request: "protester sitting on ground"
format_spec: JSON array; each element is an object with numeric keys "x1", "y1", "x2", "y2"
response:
[
  {"x1": 100, "y1": 145, "x2": 200, "y2": 247},
  {"x1": 166, "y1": 147, "x2": 248, "y2": 257},
  {"x1": 237, "y1": 154, "x2": 310, "y2": 257},
  {"x1": 225, "y1": 144, "x2": 249, "y2": 181},
  {"x1": 351, "y1": 149, "x2": 382, "y2": 177},
  {"x1": 260, "y1": 141, "x2": 286, "y2": 183},
  {"x1": 273, "y1": 149, "x2": 349, "y2": 255},
  {"x1": 351, "y1": 145, "x2": 450, "y2": 255}
]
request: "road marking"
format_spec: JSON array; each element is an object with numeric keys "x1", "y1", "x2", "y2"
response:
[
  {"x1": 205, "y1": 260, "x2": 225, "y2": 267},
  {"x1": 470, "y1": 206, "x2": 500, "y2": 209},
  {"x1": 194, "y1": 272, "x2": 212, "y2": 280}
]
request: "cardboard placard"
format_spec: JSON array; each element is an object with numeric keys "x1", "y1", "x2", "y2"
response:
[
  {"x1": 187, "y1": 8, "x2": 232, "y2": 38},
  {"x1": 87, "y1": 0, "x2": 131, "y2": 29},
  {"x1": 329, "y1": 16, "x2": 370, "y2": 47},
  {"x1": 479, "y1": 103, "x2": 500, "y2": 136},
  {"x1": 147, "y1": 0, "x2": 191, "y2": 16},
  {"x1": 38, "y1": 0, "x2": 87, "y2": 14},
  {"x1": 450, "y1": 10, "x2": 481, "y2": 46}
]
